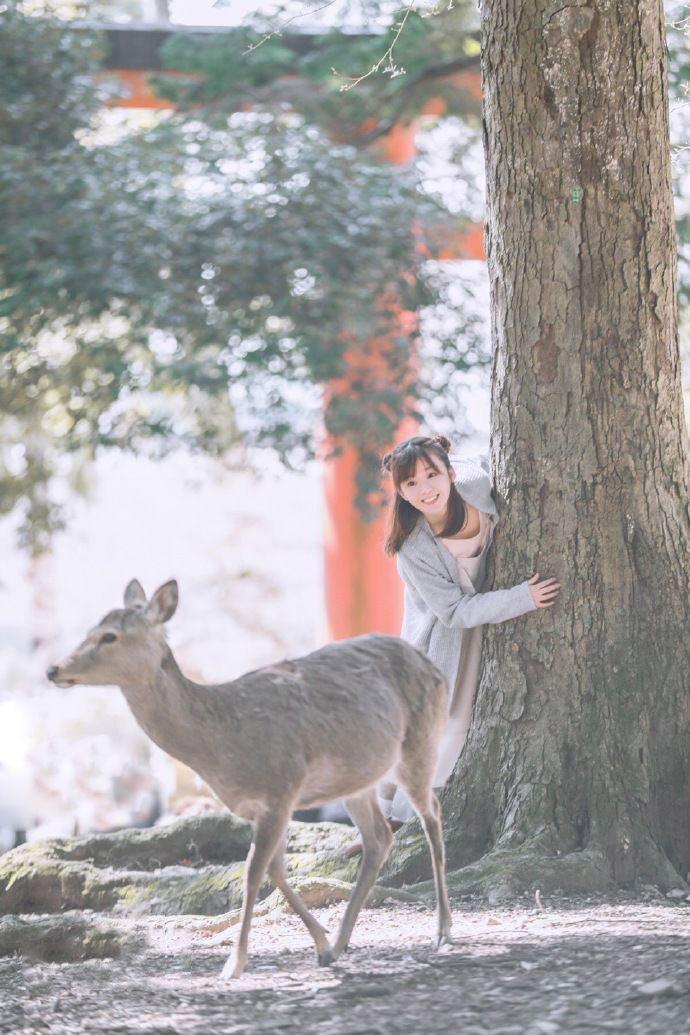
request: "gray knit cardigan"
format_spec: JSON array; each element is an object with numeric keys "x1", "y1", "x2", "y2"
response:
[{"x1": 396, "y1": 454, "x2": 537, "y2": 695}]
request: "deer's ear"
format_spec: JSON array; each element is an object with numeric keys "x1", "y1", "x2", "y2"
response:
[
  {"x1": 146, "y1": 580, "x2": 178, "y2": 625},
  {"x1": 124, "y1": 579, "x2": 147, "y2": 610}
]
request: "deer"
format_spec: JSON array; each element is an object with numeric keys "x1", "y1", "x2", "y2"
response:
[{"x1": 47, "y1": 578, "x2": 454, "y2": 978}]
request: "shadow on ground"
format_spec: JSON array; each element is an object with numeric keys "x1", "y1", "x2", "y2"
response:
[{"x1": 2, "y1": 896, "x2": 688, "y2": 1035}]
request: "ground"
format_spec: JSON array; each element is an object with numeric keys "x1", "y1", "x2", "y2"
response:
[{"x1": 2, "y1": 892, "x2": 688, "y2": 1035}]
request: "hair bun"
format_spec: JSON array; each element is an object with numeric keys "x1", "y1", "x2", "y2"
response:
[
  {"x1": 431, "y1": 434, "x2": 451, "y2": 453},
  {"x1": 381, "y1": 451, "x2": 393, "y2": 472}
]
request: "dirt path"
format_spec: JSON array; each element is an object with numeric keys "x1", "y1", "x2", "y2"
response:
[{"x1": 2, "y1": 894, "x2": 688, "y2": 1034}]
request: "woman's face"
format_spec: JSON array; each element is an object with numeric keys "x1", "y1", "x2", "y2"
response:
[{"x1": 398, "y1": 455, "x2": 455, "y2": 518}]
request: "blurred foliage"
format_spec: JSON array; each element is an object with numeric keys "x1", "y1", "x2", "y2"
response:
[
  {"x1": 157, "y1": 5, "x2": 482, "y2": 141},
  {"x1": 0, "y1": 1, "x2": 486, "y2": 549},
  {"x1": 667, "y1": 10, "x2": 690, "y2": 316},
  {"x1": 153, "y1": 0, "x2": 490, "y2": 513},
  {"x1": 0, "y1": 5, "x2": 240, "y2": 550}
]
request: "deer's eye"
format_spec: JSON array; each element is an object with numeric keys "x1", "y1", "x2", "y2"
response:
[{"x1": 100, "y1": 633, "x2": 117, "y2": 645}]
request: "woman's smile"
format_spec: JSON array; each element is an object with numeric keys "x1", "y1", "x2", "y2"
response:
[{"x1": 399, "y1": 458, "x2": 453, "y2": 517}]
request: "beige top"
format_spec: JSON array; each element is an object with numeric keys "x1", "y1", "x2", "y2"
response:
[
  {"x1": 439, "y1": 508, "x2": 490, "y2": 562},
  {"x1": 439, "y1": 508, "x2": 491, "y2": 600}
]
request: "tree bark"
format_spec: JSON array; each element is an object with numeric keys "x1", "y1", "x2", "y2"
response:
[{"x1": 391, "y1": 1, "x2": 690, "y2": 893}]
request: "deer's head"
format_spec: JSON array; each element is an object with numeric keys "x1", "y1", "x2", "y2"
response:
[{"x1": 46, "y1": 579, "x2": 178, "y2": 689}]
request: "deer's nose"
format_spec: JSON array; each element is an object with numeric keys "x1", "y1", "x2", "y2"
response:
[{"x1": 46, "y1": 665, "x2": 59, "y2": 682}]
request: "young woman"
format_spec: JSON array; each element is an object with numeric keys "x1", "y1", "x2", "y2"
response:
[{"x1": 344, "y1": 434, "x2": 560, "y2": 856}]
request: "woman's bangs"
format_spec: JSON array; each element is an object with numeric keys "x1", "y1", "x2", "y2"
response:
[{"x1": 392, "y1": 446, "x2": 442, "y2": 489}]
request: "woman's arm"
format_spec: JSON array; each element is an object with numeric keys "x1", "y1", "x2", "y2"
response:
[{"x1": 397, "y1": 550, "x2": 536, "y2": 630}]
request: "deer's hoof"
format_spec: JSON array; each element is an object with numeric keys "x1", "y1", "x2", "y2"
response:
[
  {"x1": 317, "y1": 946, "x2": 337, "y2": 967},
  {"x1": 435, "y1": 931, "x2": 455, "y2": 952},
  {"x1": 220, "y1": 955, "x2": 245, "y2": 980}
]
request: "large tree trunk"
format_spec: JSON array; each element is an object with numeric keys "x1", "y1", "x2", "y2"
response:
[{"x1": 390, "y1": 1, "x2": 690, "y2": 894}]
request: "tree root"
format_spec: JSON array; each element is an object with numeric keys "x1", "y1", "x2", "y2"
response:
[
  {"x1": 414, "y1": 843, "x2": 615, "y2": 904},
  {"x1": 383, "y1": 811, "x2": 688, "y2": 897}
]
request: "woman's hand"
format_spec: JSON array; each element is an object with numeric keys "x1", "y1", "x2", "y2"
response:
[{"x1": 527, "y1": 573, "x2": 561, "y2": 608}]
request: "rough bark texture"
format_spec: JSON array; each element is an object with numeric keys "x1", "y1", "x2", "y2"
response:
[{"x1": 394, "y1": 1, "x2": 690, "y2": 892}]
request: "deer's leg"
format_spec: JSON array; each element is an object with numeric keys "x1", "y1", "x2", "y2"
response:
[
  {"x1": 221, "y1": 805, "x2": 290, "y2": 979},
  {"x1": 325, "y1": 790, "x2": 393, "y2": 963},
  {"x1": 397, "y1": 769, "x2": 453, "y2": 946},
  {"x1": 377, "y1": 778, "x2": 397, "y2": 818},
  {"x1": 267, "y1": 842, "x2": 332, "y2": 963}
]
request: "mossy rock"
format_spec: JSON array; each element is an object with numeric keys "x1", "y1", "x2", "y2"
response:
[
  {"x1": 0, "y1": 913, "x2": 123, "y2": 963},
  {"x1": 116, "y1": 862, "x2": 250, "y2": 916},
  {"x1": 0, "y1": 815, "x2": 357, "y2": 917},
  {"x1": 32, "y1": 811, "x2": 253, "y2": 870}
]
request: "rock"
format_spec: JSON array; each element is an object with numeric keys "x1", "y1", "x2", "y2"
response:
[
  {"x1": 487, "y1": 884, "x2": 515, "y2": 906},
  {"x1": 665, "y1": 888, "x2": 687, "y2": 900},
  {"x1": 637, "y1": 978, "x2": 681, "y2": 997},
  {"x1": 266, "y1": 877, "x2": 418, "y2": 913},
  {"x1": 264, "y1": 877, "x2": 354, "y2": 913},
  {"x1": 0, "y1": 814, "x2": 356, "y2": 917},
  {"x1": 61, "y1": 811, "x2": 253, "y2": 868},
  {"x1": 0, "y1": 913, "x2": 122, "y2": 963}
]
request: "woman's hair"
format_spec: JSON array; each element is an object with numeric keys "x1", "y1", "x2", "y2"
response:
[{"x1": 382, "y1": 435, "x2": 466, "y2": 555}]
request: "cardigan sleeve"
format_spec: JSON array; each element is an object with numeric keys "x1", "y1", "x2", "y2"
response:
[
  {"x1": 473, "y1": 453, "x2": 490, "y2": 475},
  {"x1": 397, "y1": 549, "x2": 537, "y2": 630},
  {"x1": 450, "y1": 453, "x2": 490, "y2": 476},
  {"x1": 450, "y1": 454, "x2": 496, "y2": 512}
]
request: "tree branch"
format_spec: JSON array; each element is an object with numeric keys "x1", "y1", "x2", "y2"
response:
[{"x1": 356, "y1": 52, "x2": 481, "y2": 144}]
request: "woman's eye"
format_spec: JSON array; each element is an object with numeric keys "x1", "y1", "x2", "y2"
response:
[{"x1": 100, "y1": 633, "x2": 117, "y2": 645}]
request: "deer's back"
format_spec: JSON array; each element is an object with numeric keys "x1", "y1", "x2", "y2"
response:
[
  {"x1": 240, "y1": 634, "x2": 444, "y2": 727},
  {"x1": 201, "y1": 635, "x2": 447, "y2": 808}
]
